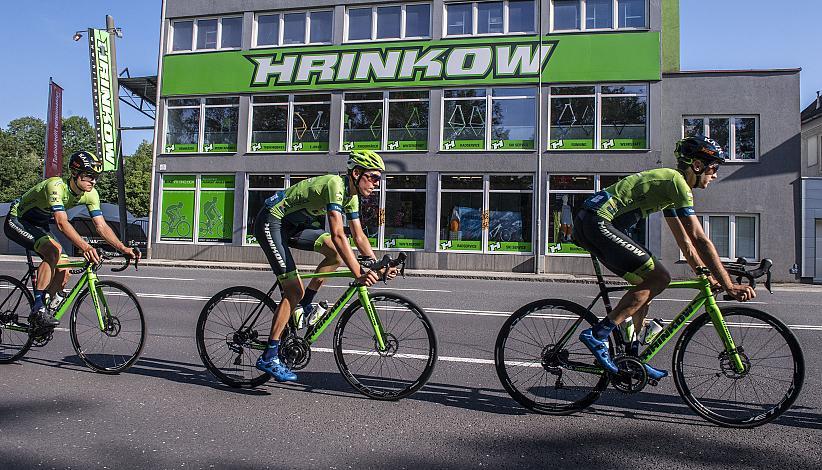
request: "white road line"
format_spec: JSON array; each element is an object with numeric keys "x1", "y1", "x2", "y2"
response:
[
  {"x1": 309, "y1": 347, "x2": 494, "y2": 365},
  {"x1": 323, "y1": 285, "x2": 453, "y2": 293},
  {"x1": 101, "y1": 274, "x2": 197, "y2": 281},
  {"x1": 583, "y1": 295, "x2": 764, "y2": 305}
]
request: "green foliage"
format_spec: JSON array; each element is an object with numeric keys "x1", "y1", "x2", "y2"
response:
[{"x1": 0, "y1": 129, "x2": 42, "y2": 203}]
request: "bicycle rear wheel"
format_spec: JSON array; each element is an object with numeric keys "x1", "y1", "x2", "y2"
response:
[
  {"x1": 334, "y1": 293, "x2": 437, "y2": 400},
  {"x1": 0, "y1": 275, "x2": 34, "y2": 363},
  {"x1": 495, "y1": 299, "x2": 609, "y2": 415},
  {"x1": 196, "y1": 286, "x2": 275, "y2": 388},
  {"x1": 673, "y1": 307, "x2": 805, "y2": 428},
  {"x1": 70, "y1": 281, "x2": 146, "y2": 374}
]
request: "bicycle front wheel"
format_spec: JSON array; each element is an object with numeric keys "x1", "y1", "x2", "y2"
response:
[
  {"x1": 495, "y1": 299, "x2": 609, "y2": 415},
  {"x1": 673, "y1": 307, "x2": 805, "y2": 428},
  {"x1": 70, "y1": 281, "x2": 146, "y2": 374},
  {"x1": 334, "y1": 293, "x2": 437, "y2": 400},
  {"x1": 196, "y1": 286, "x2": 275, "y2": 388},
  {"x1": 0, "y1": 275, "x2": 34, "y2": 363}
]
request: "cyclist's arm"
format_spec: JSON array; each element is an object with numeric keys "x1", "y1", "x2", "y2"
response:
[
  {"x1": 664, "y1": 216, "x2": 706, "y2": 273},
  {"x1": 327, "y1": 210, "x2": 366, "y2": 277},
  {"x1": 53, "y1": 211, "x2": 99, "y2": 263},
  {"x1": 347, "y1": 217, "x2": 377, "y2": 260},
  {"x1": 91, "y1": 216, "x2": 141, "y2": 259}
]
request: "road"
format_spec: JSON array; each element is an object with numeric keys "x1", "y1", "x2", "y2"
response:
[{"x1": 1, "y1": 260, "x2": 820, "y2": 469}]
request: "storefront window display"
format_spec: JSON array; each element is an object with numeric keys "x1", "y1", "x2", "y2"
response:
[
  {"x1": 159, "y1": 174, "x2": 235, "y2": 244},
  {"x1": 244, "y1": 175, "x2": 286, "y2": 244},
  {"x1": 342, "y1": 91, "x2": 429, "y2": 151},
  {"x1": 346, "y1": 174, "x2": 427, "y2": 250},
  {"x1": 164, "y1": 97, "x2": 239, "y2": 154},
  {"x1": 250, "y1": 94, "x2": 331, "y2": 152},
  {"x1": 443, "y1": 88, "x2": 536, "y2": 151}
]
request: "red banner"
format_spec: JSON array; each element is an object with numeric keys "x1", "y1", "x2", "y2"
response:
[{"x1": 44, "y1": 79, "x2": 64, "y2": 178}]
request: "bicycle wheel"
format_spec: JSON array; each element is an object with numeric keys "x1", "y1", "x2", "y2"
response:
[
  {"x1": 0, "y1": 275, "x2": 34, "y2": 363},
  {"x1": 70, "y1": 281, "x2": 146, "y2": 374},
  {"x1": 495, "y1": 299, "x2": 609, "y2": 415},
  {"x1": 196, "y1": 286, "x2": 275, "y2": 388},
  {"x1": 177, "y1": 221, "x2": 192, "y2": 237},
  {"x1": 673, "y1": 307, "x2": 805, "y2": 428},
  {"x1": 334, "y1": 293, "x2": 437, "y2": 400}
]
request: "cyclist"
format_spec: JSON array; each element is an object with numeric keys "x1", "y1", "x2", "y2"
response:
[
  {"x1": 253, "y1": 150, "x2": 396, "y2": 382},
  {"x1": 3, "y1": 150, "x2": 141, "y2": 326},
  {"x1": 573, "y1": 135, "x2": 755, "y2": 380}
]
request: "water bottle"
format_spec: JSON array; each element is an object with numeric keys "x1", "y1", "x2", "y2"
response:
[
  {"x1": 307, "y1": 300, "x2": 329, "y2": 327},
  {"x1": 292, "y1": 306, "x2": 305, "y2": 329},
  {"x1": 642, "y1": 319, "x2": 665, "y2": 344},
  {"x1": 48, "y1": 293, "x2": 65, "y2": 311}
]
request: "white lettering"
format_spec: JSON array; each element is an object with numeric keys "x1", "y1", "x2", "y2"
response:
[
  {"x1": 295, "y1": 54, "x2": 339, "y2": 82},
  {"x1": 398, "y1": 48, "x2": 446, "y2": 79},
  {"x1": 336, "y1": 52, "x2": 357, "y2": 81},
  {"x1": 446, "y1": 47, "x2": 493, "y2": 77},
  {"x1": 354, "y1": 51, "x2": 402, "y2": 80},
  {"x1": 251, "y1": 56, "x2": 298, "y2": 85},
  {"x1": 496, "y1": 44, "x2": 551, "y2": 75}
]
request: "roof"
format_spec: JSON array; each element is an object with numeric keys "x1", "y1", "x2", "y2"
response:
[
  {"x1": 663, "y1": 68, "x2": 802, "y2": 77},
  {"x1": 801, "y1": 94, "x2": 822, "y2": 124},
  {"x1": 119, "y1": 76, "x2": 157, "y2": 106}
]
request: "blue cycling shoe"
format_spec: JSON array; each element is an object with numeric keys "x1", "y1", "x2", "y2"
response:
[
  {"x1": 644, "y1": 364, "x2": 668, "y2": 381},
  {"x1": 579, "y1": 328, "x2": 618, "y2": 374},
  {"x1": 256, "y1": 356, "x2": 297, "y2": 382}
]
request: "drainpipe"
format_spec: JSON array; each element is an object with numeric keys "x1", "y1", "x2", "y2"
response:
[{"x1": 534, "y1": 0, "x2": 544, "y2": 275}]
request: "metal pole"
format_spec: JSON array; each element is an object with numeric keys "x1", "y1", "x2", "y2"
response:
[
  {"x1": 107, "y1": 15, "x2": 129, "y2": 243},
  {"x1": 534, "y1": 1, "x2": 544, "y2": 274}
]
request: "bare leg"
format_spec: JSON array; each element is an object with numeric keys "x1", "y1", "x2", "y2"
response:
[
  {"x1": 35, "y1": 240, "x2": 62, "y2": 293},
  {"x1": 607, "y1": 268, "x2": 670, "y2": 325},
  {"x1": 304, "y1": 237, "x2": 342, "y2": 293},
  {"x1": 269, "y1": 277, "x2": 304, "y2": 342}
]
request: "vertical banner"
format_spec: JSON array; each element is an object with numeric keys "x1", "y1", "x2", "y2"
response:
[
  {"x1": 43, "y1": 79, "x2": 64, "y2": 178},
  {"x1": 88, "y1": 28, "x2": 119, "y2": 171}
]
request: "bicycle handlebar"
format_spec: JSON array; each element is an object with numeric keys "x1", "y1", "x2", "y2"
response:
[
  {"x1": 357, "y1": 253, "x2": 407, "y2": 283},
  {"x1": 716, "y1": 257, "x2": 773, "y2": 301}
]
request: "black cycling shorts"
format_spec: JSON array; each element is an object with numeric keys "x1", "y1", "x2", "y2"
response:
[
  {"x1": 4, "y1": 215, "x2": 55, "y2": 253},
  {"x1": 572, "y1": 209, "x2": 657, "y2": 285},
  {"x1": 254, "y1": 208, "x2": 330, "y2": 281}
]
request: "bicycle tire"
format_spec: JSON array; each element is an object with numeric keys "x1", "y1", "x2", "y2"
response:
[
  {"x1": 495, "y1": 298, "x2": 609, "y2": 415},
  {"x1": 196, "y1": 286, "x2": 275, "y2": 388},
  {"x1": 673, "y1": 307, "x2": 805, "y2": 428},
  {"x1": 334, "y1": 293, "x2": 437, "y2": 400},
  {"x1": 0, "y1": 275, "x2": 34, "y2": 364},
  {"x1": 70, "y1": 281, "x2": 146, "y2": 374},
  {"x1": 178, "y1": 221, "x2": 192, "y2": 238}
]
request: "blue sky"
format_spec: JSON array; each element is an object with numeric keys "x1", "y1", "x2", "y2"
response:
[{"x1": 1, "y1": 0, "x2": 820, "y2": 154}]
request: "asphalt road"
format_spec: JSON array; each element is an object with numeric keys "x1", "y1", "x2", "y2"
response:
[{"x1": 1, "y1": 260, "x2": 820, "y2": 469}]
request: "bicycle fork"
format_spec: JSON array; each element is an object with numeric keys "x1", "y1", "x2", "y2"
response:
[
  {"x1": 357, "y1": 287, "x2": 388, "y2": 352},
  {"x1": 86, "y1": 274, "x2": 110, "y2": 332},
  {"x1": 705, "y1": 295, "x2": 747, "y2": 374}
]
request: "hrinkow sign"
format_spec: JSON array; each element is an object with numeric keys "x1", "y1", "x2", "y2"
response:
[{"x1": 161, "y1": 32, "x2": 660, "y2": 95}]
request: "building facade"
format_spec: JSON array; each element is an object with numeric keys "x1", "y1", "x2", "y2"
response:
[
  {"x1": 800, "y1": 92, "x2": 822, "y2": 281},
  {"x1": 150, "y1": 0, "x2": 802, "y2": 281}
]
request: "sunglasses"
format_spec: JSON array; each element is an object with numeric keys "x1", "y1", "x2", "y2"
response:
[
  {"x1": 362, "y1": 172, "x2": 382, "y2": 183},
  {"x1": 705, "y1": 163, "x2": 720, "y2": 174},
  {"x1": 78, "y1": 172, "x2": 99, "y2": 181}
]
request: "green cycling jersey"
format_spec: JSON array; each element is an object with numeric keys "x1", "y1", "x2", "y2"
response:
[
  {"x1": 266, "y1": 174, "x2": 360, "y2": 223},
  {"x1": 584, "y1": 168, "x2": 694, "y2": 222},
  {"x1": 10, "y1": 177, "x2": 102, "y2": 226}
]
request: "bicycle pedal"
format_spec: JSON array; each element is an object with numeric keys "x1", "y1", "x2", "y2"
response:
[{"x1": 648, "y1": 378, "x2": 659, "y2": 387}]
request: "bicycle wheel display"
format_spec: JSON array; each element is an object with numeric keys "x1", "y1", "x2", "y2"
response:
[
  {"x1": 0, "y1": 275, "x2": 34, "y2": 363},
  {"x1": 196, "y1": 286, "x2": 275, "y2": 388},
  {"x1": 334, "y1": 293, "x2": 437, "y2": 400},
  {"x1": 495, "y1": 299, "x2": 609, "y2": 414},
  {"x1": 673, "y1": 307, "x2": 805, "y2": 428},
  {"x1": 70, "y1": 281, "x2": 145, "y2": 373}
]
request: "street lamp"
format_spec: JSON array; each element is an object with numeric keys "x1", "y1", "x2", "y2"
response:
[{"x1": 72, "y1": 27, "x2": 122, "y2": 41}]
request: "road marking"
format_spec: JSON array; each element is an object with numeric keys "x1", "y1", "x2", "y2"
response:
[
  {"x1": 101, "y1": 274, "x2": 197, "y2": 281},
  {"x1": 310, "y1": 347, "x2": 493, "y2": 365},
  {"x1": 323, "y1": 284, "x2": 453, "y2": 293},
  {"x1": 583, "y1": 295, "x2": 764, "y2": 305}
]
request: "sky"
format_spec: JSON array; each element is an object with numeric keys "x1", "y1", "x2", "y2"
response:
[{"x1": 0, "y1": 0, "x2": 820, "y2": 155}]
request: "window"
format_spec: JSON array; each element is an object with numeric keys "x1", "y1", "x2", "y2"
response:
[
  {"x1": 342, "y1": 91, "x2": 429, "y2": 151},
  {"x1": 549, "y1": 84, "x2": 648, "y2": 150},
  {"x1": 691, "y1": 214, "x2": 759, "y2": 260},
  {"x1": 254, "y1": 10, "x2": 334, "y2": 47},
  {"x1": 547, "y1": 174, "x2": 646, "y2": 255},
  {"x1": 551, "y1": 0, "x2": 647, "y2": 32},
  {"x1": 170, "y1": 17, "x2": 243, "y2": 52},
  {"x1": 808, "y1": 136, "x2": 819, "y2": 167},
  {"x1": 443, "y1": 88, "x2": 536, "y2": 151},
  {"x1": 384, "y1": 175, "x2": 427, "y2": 249},
  {"x1": 346, "y1": 3, "x2": 431, "y2": 42},
  {"x1": 682, "y1": 116, "x2": 758, "y2": 161},
  {"x1": 439, "y1": 175, "x2": 533, "y2": 253},
  {"x1": 244, "y1": 175, "x2": 286, "y2": 244},
  {"x1": 445, "y1": 1, "x2": 535, "y2": 36},
  {"x1": 250, "y1": 94, "x2": 331, "y2": 152},
  {"x1": 159, "y1": 174, "x2": 235, "y2": 244},
  {"x1": 164, "y1": 97, "x2": 239, "y2": 154}
]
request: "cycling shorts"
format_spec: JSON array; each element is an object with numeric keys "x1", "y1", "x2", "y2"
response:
[
  {"x1": 4, "y1": 214, "x2": 56, "y2": 253},
  {"x1": 572, "y1": 209, "x2": 657, "y2": 285},
  {"x1": 254, "y1": 208, "x2": 330, "y2": 282}
]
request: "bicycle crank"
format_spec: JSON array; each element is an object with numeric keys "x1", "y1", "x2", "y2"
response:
[
  {"x1": 611, "y1": 356, "x2": 648, "y2": 393},
  {"x1": 280, "y1": 335, "x2": 311, "y2": 370}
]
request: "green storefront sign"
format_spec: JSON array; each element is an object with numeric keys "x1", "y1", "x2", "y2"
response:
[
  {"x1": 162, "y1": 33, "x2": 660, "y2": 96},
  {"x1": 199, "y1": 175, "x2": 235, "y2": 242},
  {"x1": 160, "y1": 174, "x2": 195, "y2": 241}
]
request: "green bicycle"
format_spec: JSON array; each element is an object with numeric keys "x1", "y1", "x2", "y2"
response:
[
  {"x1": 195, "y1": 253, "x2": 438, "y2": 400},
  {"x1": 0, "y1": 248, "x2": 145, "y2": 373},
  {"x1": 495, "y1": 256, "x2": 805, "y2": 428}
]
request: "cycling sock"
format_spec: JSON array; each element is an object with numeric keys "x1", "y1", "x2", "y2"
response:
[
  {"x1": 300, "y1": 288, "x2": 318, "y2": 310},
  {"x1": 32, "y1": 290, "x2": 45, "y2": 309},
  {"x1": 592, "y1": 317, "x2": 617, "y2": 341},
  {"x1": 262, "y1": 340, "x2": 279, "y2": 361}
]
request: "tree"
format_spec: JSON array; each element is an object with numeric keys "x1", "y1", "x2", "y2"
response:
[
  {"x1": 6, "y1": 117, "x2": 46, "y2": 156},
  {"x1": 123, "y1": 140, "x2": 152, "y2": 217},
  {"x1": 0, "y1": 129, "x2": 42, "y2": 203}
]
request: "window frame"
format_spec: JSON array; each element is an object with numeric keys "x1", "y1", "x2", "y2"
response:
[
  {"x1": 157, "y1": 174, "x2": 236, "y2": 246},
  {"x1": 163, "y1": 97, "x2": 240, "y2": 154},
  {"x1": 341, "y1": 90, "x2": 430, "y2": 152},
  {"x1": 441, "y1": 87, "x2": 537, "y2": 151},
  {"x1": 381, "y1": 174, "x2": 428, "y2": 250},
  {"x1": 168, "y1": 16, "x2": 244, "y2": 53},
  {"x1": 443, "y1": 1, "x2": 536, "y2": 38},
  {"x1": 549, "y1": 0, "x2": 648, "y2": 33},
  {"x1": 248, "y1": 94, "x2": 332, "y2": 153},
  {"x1": 344, "y1": 3, "x2": 432, "y2": 43},
  {"x1": 252, "y1": 9, "x2": 335, "y2": 48},
  {"x1": 681, "y1": 115, "x2": 760, "y2": 162},
  {"x1": 242, "y1": 174, "x2": 285, "y2": 245},
  {"x1": 684, "y1": 214, "x2": 760, "y2": 262}
]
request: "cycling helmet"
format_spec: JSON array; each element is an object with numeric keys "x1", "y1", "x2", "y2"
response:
[
  {"x1": 69, "y1": 150, "x2": 103, "y2": 176},
  {"x1": 347, "y1": 150, "x2": 385, "y2": 172},
  {"x1": 675, "y1": 135, "x2": 726, "y2": 166}
]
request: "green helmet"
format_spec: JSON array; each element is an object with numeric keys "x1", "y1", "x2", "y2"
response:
[{"x1": 347, "y1": 150, "x2": 385, "y2": 172}]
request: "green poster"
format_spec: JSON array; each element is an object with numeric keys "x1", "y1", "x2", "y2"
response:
[
  {"x1": 160, "y1": 190, "x2": 195, "y2": 241},
  {"x1": 88, "y1": 28, "x2": 119, "y2": 171},
  {"x1": 198, "y1": 190, "x2": 234, "y2": 242},
  {"x1": 292, "y1": 141, "x2": 329, "y2": 152},
  {"x1": 547, "y1": 241, "x2": 589, "y2": 255},
  {"x1": 489, "y1": 241, "x2": 533, "y2": 253},
  {"x1": 384, "y1": 238, "x2": 424, "y2": 249},
  {"x1": 549, "y1": 139, "x2": 594, "y2": 150},
  {"x1": 491, "y1": 139, "x2": 535, "y2": 150},
  {"x1": 442, "y1": 139, "x2": 485, "y2": 151},
  {"x1": 601, "y1": 138, "x2": 647, "y2": 150},
  {"x1": 251, "y1": 142, "x2": 287, "y2": 152},
  {"x1": 387, "y1": 140, "x2": 427, "y2": 151},
  {"x1": 349, "y1": 237, "x2": 378, "y2": 248},
  {"x1": 165, "y1": 143, "x2": 198, "y2": 153},
  {"x1": 204, "y1": 143, "x2": 237, "y2": 153},
  {"x1": 201, "y1": 175, "x2": 235, "y2": 189},
  {"x1": 342, "y1": 141, "x2": 381, "y2": 151},
  {"x1": 439, "y1": 239, "x2": 482, "y2": 251},
  {"x1": 163, "y1": 174, "x2": 196, "y2": 189}
]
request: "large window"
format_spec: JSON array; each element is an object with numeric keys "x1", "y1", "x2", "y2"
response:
[
  {"x1": 439, "y1": 175, "x2": 533, "y2": 253},
  {"x1": 549, "y1": 84, "x2": 647, "y2": 150},
  {"x1": 547, "y1": 174, "x2": 646, "y2": 255},
  {"x1": 682, "y1": 116, "x2": 758, "y2": 161},
  {"x1": 691, "y1": 214, "x2": 759, "y2": 261},
  {"x1": 164, "y1": 97, "x2": 240, "y2": 154},
  {"x1": 443, "y1": 88, "x2": 536, "y2": 151},
  {"x1": 159, "y1": 174, "x2": 235, "y2": 244},
  {"x1": 342, "y1": 91, "x2": 429, "y2": 151},
  {"x1": 551, "y1": 0, "x2": 647, "y2": 32},
  {"x1": 445, "y1": 1, "x2": 535, "y2": 36},
  {"x1": 250, "y1": 94, "x2": 331, "y2": 152},
  {"x1": 170, "y1": 17, "x2": 242, "y2": 52},
  {"x1": 346, "y1": 3, "x2": 431, "y2": 42},
  {"x1": 254, "y1": 10, "x2": 333, "y2": 47},
  {"x1": 244, "y1": 175, "x2": 286, "y2": 244}
]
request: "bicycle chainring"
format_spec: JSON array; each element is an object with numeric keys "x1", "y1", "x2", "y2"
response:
[
  {"x1": 280, "y1": 335, "x2": 311, "y2": 370},
  {"x1": 31, "y1": 328, "x2": 54, "y2": 347},
  {"x1": 611, "y1": 356, "x2": 648, "y2": 393}
]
